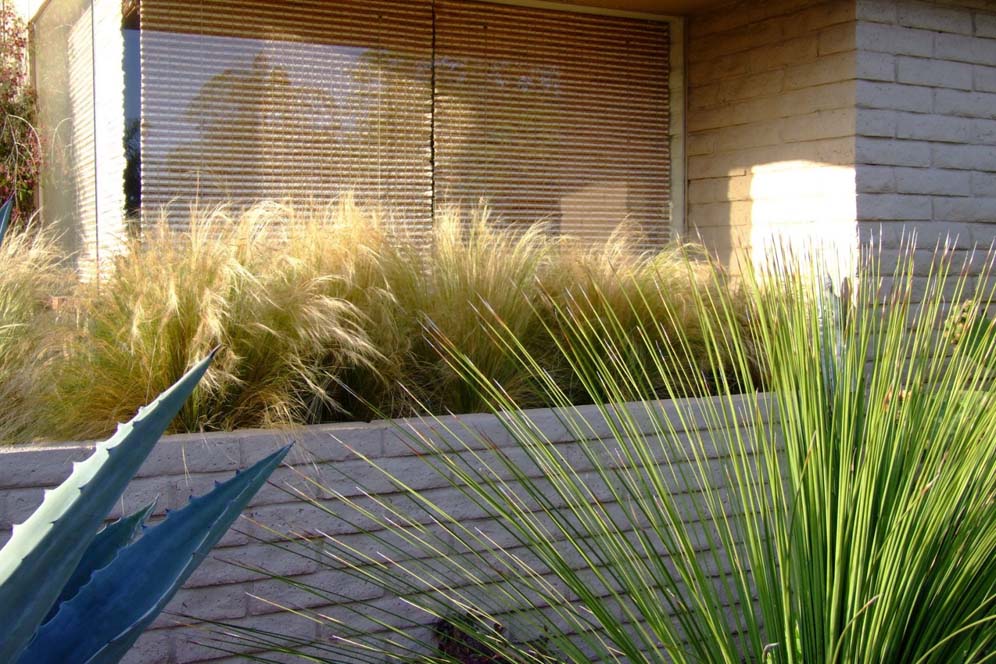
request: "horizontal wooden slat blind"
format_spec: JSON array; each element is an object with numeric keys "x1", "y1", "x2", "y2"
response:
[
  {"x1": 433, "y1": 0, "x2": 671, "y2": 248},
  {"x1": 138, "y1": 0, "x2": 671, "y2": 246},
  {"x1": 140, "y1": 0, "x2": 433, "y2": 236}
]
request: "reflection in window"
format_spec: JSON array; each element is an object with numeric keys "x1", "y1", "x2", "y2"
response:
[
  {"x1": 139, "y1": 0, "x2": 434, "y2": 236},
  {"x1": 32, "y1": 0, "x2": 129, "y2": 275},
  {"x1": 123, "y1": 0, "x2": 140, "y2": 221},
  {"x1": 33, "y1": 0, "x2": 672, "y2": 261}
]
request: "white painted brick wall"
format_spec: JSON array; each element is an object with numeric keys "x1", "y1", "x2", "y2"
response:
[
  {"x1": 856, "y1": 0, "x2": 996, "y2": 249},
  {"x1": 0, "y1": 395, "x2": 769, "y2": 664}
]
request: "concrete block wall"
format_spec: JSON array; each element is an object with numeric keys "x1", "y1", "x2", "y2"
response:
[
  {"x1": 855, "y1": 0, "x2": 996, "y2": 265},
  {"x1": 0, "y1": 394, "x2": 768, "y2": 664},
  {"x1": 686, "y1": 0, "x2": 859, "y2": 272}
]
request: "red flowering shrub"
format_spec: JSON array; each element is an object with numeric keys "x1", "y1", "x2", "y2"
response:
[{"x1": 0, "y1": 7, "x2": 40, "y2": 224}]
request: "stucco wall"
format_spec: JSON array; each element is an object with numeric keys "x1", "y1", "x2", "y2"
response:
[
  {"x1": 0, "y1": 394, "x2": 768, "y2": 664},
  {"x1": 855, "y1": 0, "x2": 996, "y2": 261},
  {"x1": 685, "y1": 0, "x2": 858, "y2": 272}
]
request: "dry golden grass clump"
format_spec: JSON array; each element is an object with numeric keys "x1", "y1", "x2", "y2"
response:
[
  {"x1": 0, "y1": 229, "x2": 74, "y2": 443},
  {"x1": 40, "y1": 203, "x2": 377, "y2": 440},
  {"x1": 9, "y1": 198, "x2": 751, "y2": 442}
]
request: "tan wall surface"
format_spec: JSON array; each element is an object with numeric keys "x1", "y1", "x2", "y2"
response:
[
  {"x1": 686, "y1": 0, "x2": 858, "y2": 273},
  {"x1": 855, "y1": 0, "x2": 996, "y2": 265}
]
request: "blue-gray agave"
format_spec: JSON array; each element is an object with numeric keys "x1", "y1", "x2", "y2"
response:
[{"x1": 0, "y1": 350, "x2": 290, "y2": 663}]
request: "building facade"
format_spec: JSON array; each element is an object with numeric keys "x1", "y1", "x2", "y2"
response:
[{"x1": 14, "y1": 0, "x2": 996, "y2": 275}]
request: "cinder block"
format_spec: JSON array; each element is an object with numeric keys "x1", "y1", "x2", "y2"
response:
[
  {"x1": 862, "y1": 220, "x2": 977, "y2": 249},
  {"x1": 249, "y1": 570, "x2": 384, "y2": 616},
  {"x1": 897, "y1": 1, "x2": 973, "y2": 35},
  {"x1": 711, "y1": 120, "x2": 784, "y2": 151},
  {"x1": 856, "y1": 137, "x2": 932, "y2": 167},
  {"x1": 856, "y1": 165, "x2": 897, "y2": 193},
  {"x1": 748, "y1": 36, "x2": 820, "y2": 74},
  {"x1": 781, "y1": 80, "x2": 857, "y2": 115},
  {"x1": 0, "y1": 445, "x2": 89, "y2": 489},
  {"x1": 717, "y1": 70, "x2": 785, "y2": 102},
  {"x1": 933, "y1": 197, "x2": 996, "y2": 222},
  {"x1": 186, "y1": 542, "x2": 322, "y2": 588},
  {"x1": 784, "y1": 52, "x2": 856, "y2": 89},
  {"x1": 894, "y1": 167, "x2": 972, "y2": 195},
  {"x1": 157, "y1": 584, "x2": 250, "y2": 626},
  {"x1": 688, "y1": 175, "x2": 753, "y2": 204},
  {"x1": 800, "y1": 1, "x2": 856, "y2": 32},
  {"x1": 689, "y1": 82, "x2": 720, "y2": 110},
  {"x1": 687, "y1": 132, "x2": 717, "y2": 157},
  {"x1": 896, "y1": 112, "x2": 973, "y2": 143},
  {"x1": 282, "y1": 422, "x2": 385, "y2": 464},
  {"x1": 932, "y1": 143, "x2": 996, "y2": 170},
  {"x1": 120, "y1": 628, "x2": 175, "y2": 664},
  {"x1": 935, "y1": 32, "x2": 996, "y2": 66},
  {"x1": 934, "y1": 88, "x2": 996, "y2": 119},
  {"x1": 173, "y1": 611, "x2": 315, "y2": 664},
  {"x1": 689, "y1": 3, "x2": 762, "y2": 39},
  {"x1": 974, "y1": 64, "x2": 996, "y2": 93},
  {"x1": 856, "y1": 193, "x2": 933, "y2": 220},
  {"x1": 972, "y1": 172, "x2": 996, "y2": 196},
  {"x1": 896, "y1": 55, "x2": 973, "y2": 89},
  {"x1": 690, "y1": 15, "x2": 786, "y2": 60},
  {"x1": 688, "y1": 153, "x2": 749, "y2": 180},
  {"x1": 689, "y1": 52, "x2": 751, "y2": 86},
  {"x1": 819, "y1": 22, "x2": 857, "y2": 55},
  {"x1": 856, "y1": 81, "x2": 933, "y2": 112},
  {"x1": 685, "y1": 200, "x2": 753, "y2": 228},
  {"x1": 856, "y1": 0, "x2": 897, "y2": 23},
  {"x1": 857, "y1": 108, "x2": 898, "y2": 137},
  {"x1": 856, "y1": 22, "x2": 934, "y2": 57},
  {"x1": 134, "y1": 435, "x2": 242, "y2": 479},
  {"x1": 781, "y1": 108, "x2": 855, "y2": 142},
  {"x1": 977, "y1": 13, "x2": 996, "y2": 39},
  {"x1": 857, "y1": 51, "x2": 896, "y2": 81}
]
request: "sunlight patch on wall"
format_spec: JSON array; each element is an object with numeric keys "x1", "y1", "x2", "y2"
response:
[{"x1": 749, "y1": 160, "x2": 857, "y2": 285}]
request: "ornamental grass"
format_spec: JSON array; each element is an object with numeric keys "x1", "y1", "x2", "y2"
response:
[
  {"x1": 219, "y1": 242, "x2": 996, "y2": 663},
  {"x1": 7, "y1": 198, "x2": 741, "y2": 441}
]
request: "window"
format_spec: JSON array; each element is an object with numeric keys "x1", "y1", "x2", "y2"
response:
[
  {"x1": 35, "y1": 0, "x2": 679, "y2": 260},
  {"x1": 434, "y1": 0, "x2": 672, "y2": 244}
]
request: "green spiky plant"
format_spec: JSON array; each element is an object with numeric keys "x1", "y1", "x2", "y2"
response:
[
  {"x1": 0, "y1": 351, "x2": 290, "y2": 663},
  {"x1": 216, "y1": 242, "x2": 995, "y2": 663}
]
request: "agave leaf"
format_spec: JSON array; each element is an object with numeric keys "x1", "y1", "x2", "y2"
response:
[
  {"x1": 43, "y1": 502, "x2": 157, "y2": 624},
  {"x1": 0, "y1": 350, "x2": 217, "y2": 662},
  {"x1": 0, "y1": 195, "x2": 11, "y2": 247},
  {"x1": 20, "y1": 445, "x2": 291, "y2": 664}
]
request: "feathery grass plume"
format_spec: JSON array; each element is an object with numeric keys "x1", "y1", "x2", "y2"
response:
[
  {"x1": 43, "y1": 203, "x2": 376, "y2": 439},
  {"x1": 225, "y1": 241, "x2": 996, "y2": 663},
  {"x1": 547, "y1": 229, "x2": 759, "y2": 404},
  {"x1": 0, "y1": 228, "x2": 72, "y2": 443},
  {"x1": 279, "y1": 195, "x2": 424, "y2": 421},
  {"x1": 399, "y1": 205, "x2": 559, "y2": 415},
  {"x1": 24, "y1": 197, "x2": 757, "y2": 440}
]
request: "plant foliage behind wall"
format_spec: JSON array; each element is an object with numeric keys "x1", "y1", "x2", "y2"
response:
[
  {"x1": 225, "y1": 244, "x2": 996, "y2": 663},
  {"x1": 0, "y1": 7, "x2": 40, "y2": 225}
]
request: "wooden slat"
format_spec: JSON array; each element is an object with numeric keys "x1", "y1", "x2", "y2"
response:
[
  {"x1": 140, "y1": 0, "x2": 672, "y2": 247},
  {"x1": 434, "y1": 0, "x2": 672, "y2": 249},
  {"x1": 140, "y1": 0, "x2": 434, "y2": 237}
]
